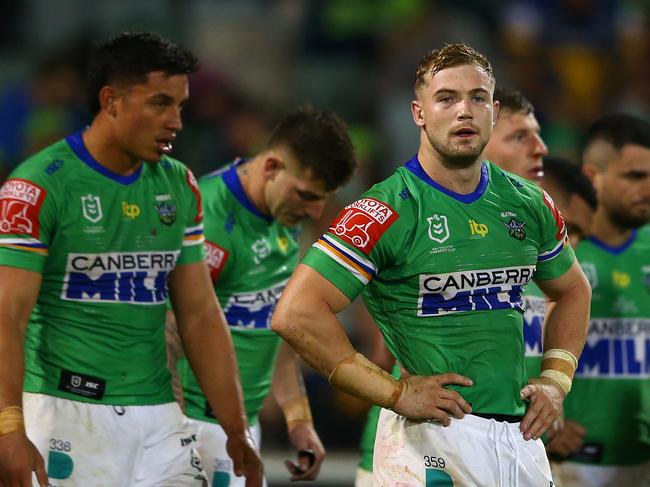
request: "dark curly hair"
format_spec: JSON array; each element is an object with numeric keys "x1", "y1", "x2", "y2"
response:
[{"x1": 86, "y1": 32, "x2": 199, "y2": 114}]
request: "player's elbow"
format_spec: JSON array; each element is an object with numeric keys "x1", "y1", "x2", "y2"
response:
[{"x1": 271, "y1": 297, "x2": 293, "y2": 338}]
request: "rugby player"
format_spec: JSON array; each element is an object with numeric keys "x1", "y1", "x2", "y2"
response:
[
  {"x1": 168, "y1": 106, "x2": 356, "y2": 485},
  {"x1": 0, "y1": 32, "x2": 261, "y2": 486},
  {"x1": 272, "y1": 43, "x2": 591, "y2": 485}
]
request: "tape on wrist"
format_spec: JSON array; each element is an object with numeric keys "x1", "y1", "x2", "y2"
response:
[
  {"x1": 541, "y1": 348, "x2": 578, "y2": 395},
  {"x1": 280, "y1": 395, "x2": 313, "y2": 431},
  {"x1": 328, "y1": 352, "x2": 405, "y2": 409},
  {"x1": 0, "y1": 406, "x2": 25, "y2": 436}
]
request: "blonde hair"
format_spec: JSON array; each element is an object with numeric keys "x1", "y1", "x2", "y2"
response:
[{"x1": 414, "y1": 43, "x2": 494, "y2": 93}]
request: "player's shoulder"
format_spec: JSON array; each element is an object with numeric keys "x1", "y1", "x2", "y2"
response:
[
  {"x1": 9, "y1": 138, "x2": 79, "y2": 184},
  {"x1": 487, "y1": 161, "x2": 541, "y2": 199}
]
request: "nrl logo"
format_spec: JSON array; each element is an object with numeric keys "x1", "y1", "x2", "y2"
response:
[
  {"x1": 427, "y1": 214, "x2": 450, "y2": 243},
  {"x1": 504, "y1": 218, "x2": 526, "y2": 240},
  {"x1": 81, "y1": 194, "x2": 103, "y2": 223},
  {"x1": 154, "y1": 194, "x2": 176, "y2": 226}
]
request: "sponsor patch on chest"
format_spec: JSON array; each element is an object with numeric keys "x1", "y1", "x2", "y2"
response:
[
  {"x1": 223, "y1": 281, "x2": 287, "y2": 329},
  {"x1": 418, "y1": 265, "x2": 535, "y2": 316},
  {"x1": 62, "y1": 251, "x2": 180, "y2": 304}
]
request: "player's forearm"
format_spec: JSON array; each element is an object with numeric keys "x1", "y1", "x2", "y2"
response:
[
  {"x1": 271, "y1": 341, "x2": 307, "y2": 404},
  {"x1": 272, "y1": 286, "x2": 403, "y2": 409},
  {"x1": 543, "y1": 275, "x2": 590, "y2": 358},
  {"x1": 0, "y1": 322, "x2": 26, "y2": 410},
  {"x1": 178, "y1": 304, "x2": 248, "y2": 437},
  {"x1": 272, "y1": 291, "x2": 356, "y2": 377}
]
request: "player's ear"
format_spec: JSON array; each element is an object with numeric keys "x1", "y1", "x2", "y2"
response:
[
  {"x1": 411, "y1": 100, "x2": 425, "y2": 127},
  {"x1": 263, "y1": 155, "x2": 284, "y2": 181},
  {"x1": 492, "y1": 100, "x2": 500, "y2": 126},
  {"x1": 98, "y1": 86, "x2": 119, "y2": 117}
]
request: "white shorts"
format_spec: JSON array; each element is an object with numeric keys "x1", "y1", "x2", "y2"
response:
[
  {"x1": 189, "y1": 418, "x2": 265, "y2": 487},
  {"x1": 23, "y1": 392, "x2": 207, "y2": 487},
  {"x1": 374, "y1": 408, "x2": 554, "y2": 487},
  {"x1": 355, "y1": 466, "x2": 373, "y2": 487},
  {"x1": 552, "y1": 460, "x2": 650, "y2": 487}
]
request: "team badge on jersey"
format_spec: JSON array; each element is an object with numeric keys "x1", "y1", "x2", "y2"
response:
[
  {"x1": 205, "y1": 241, "x2": 229, "y2": 282},
  {"x1": 0, "y1": 179, "x2": 46, "y2": 237},
  {"x1": 330, "y1": 197, "x2": 398, "y2": 255},
  {"x1": 427, "y1": 214, "x2": 450, "y2": 243},
  {"x1": 154, "y1": 194, "x2": 176, "y2": 225},
  {"x1": 504, "y1": 218, "x2": 526, "y2": 240},
  {"x1": 80, "y1": 194, "x2": 103, "y2": 223}
]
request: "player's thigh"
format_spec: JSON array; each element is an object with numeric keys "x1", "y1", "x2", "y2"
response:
[
  {"x1": 24, "y1": 392, "x2": 139, "y2": 487},
  {"x1": 553, "y1": 461, "x2": 650, "y2": 487},
  {"x1": 355, "y1": 467, "x2": 373, "y2": 487},
  {"x1": 134, "y1": 403, "x2": 208, "y2": 487},
  {"x1": 192, "y1": 420, "x2": 263, "y2": 487}
]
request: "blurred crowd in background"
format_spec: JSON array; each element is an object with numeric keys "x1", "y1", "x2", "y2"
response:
[{"x1": 1, "y1": 0, "x2": 648, "y2": 470}]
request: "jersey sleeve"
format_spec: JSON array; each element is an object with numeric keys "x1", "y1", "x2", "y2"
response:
[
  {"x1": 0, "y1": 174, "x2": 58, "y2": 273},
  {"x1": 533, "y1": 188, "x2": 575, "y2": 281},
  {"x1": 302, "y1": 195, "x2": 401, "y2": 301},
  {"x1": 177, "y1": 167, "x2": 205, "y2": 265}
]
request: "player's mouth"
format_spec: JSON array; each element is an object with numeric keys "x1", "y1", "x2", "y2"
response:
[
  {"x1": 451, "y1": 126, "x2": 479, "y2": 139},
  {"x1": 529, "y1": 165, "x2": 544, "y2": 180},
  {"x1": 155, "y1": 136, "x2": 176, "y2": 155}
]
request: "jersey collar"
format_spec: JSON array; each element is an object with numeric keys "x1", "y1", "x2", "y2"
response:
[
  {"x1": 66, "y1": 131, "x2": 143, "y2": 185},
  {"x1": 404, "y1": 155, "x2": 489, "y2": 204},
  {"x1": 587, "y1": 230, "x2": 637, "y2": 255},
  {"x1": 222, "y1": 159, "x2": 274, "y2": 222}
]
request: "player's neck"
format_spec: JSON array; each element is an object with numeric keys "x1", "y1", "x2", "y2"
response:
[
  {"x1": 417, "y1": 144, "x2": 483, "y2": 195},
  {"x1": 590, "y1": 209, "x2": 635, "y2": 247},
  {"x1": 82, "y1": 123, "x2": 142, "y2": 176},
  {"x1": 237, "y1": 155, "x2": 271, "y2": 215}
]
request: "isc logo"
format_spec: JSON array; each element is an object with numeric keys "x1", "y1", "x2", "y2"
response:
[{"x1": 61, "y1": 251, "x2": 179, "y2": 304}]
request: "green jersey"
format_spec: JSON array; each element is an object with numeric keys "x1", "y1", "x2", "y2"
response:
[
  {"x1": 0, "y1": 132, "x2": 205, "y2": 405},
  {"x1": 522, "y1": 282, "x2": 546, "y2": 379},
  {"x1": 303, "y1": 157, "x2": 574, "y2": 416},
  {"x1": 563, "y1": 228, "x2": 650, "y2": 465},
  {"x1": 178, "y1": 159, "x2": 300, "y2": 425}
]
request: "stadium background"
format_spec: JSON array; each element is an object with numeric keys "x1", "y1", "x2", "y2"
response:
[{"x1": 0, "y1": 0, "x2": 647, "y2": 485}]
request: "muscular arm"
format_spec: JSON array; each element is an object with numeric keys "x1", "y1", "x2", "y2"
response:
[
  {"x1": 272, "y1": 264, "x2": 472, "y2": 423},
  {"x1": 519, "y1": 260, "x2": 591, "y2": 440},
  {"x1": 537, "y1": 260, "x2": 591, "y2": 359},
  {"x1": 168, "y1": 261, "x2": 262, "y2": 484},
  {"x1": 0, "y1": 266, "x2": 40, "y2": 410},
  {"x1": 168, "y1": 260, "x2": 247, "y2": 435},
  {"x1": 0, "y1": 265, "x2": 48, "y2": 486},
  {"x1": 270, "y1": 341, "x2": 325, "y2": 480}
]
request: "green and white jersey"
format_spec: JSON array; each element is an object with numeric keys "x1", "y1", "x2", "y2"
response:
[
  {"x1": 178, "y1": 159, "x2": 300, "y2": 425},
  {"x1": 0, "y1": 132, "x2": 205, "y2": 405},
  {"x1": 564, "y1": 227, "x2": 650, "y2": 466},
  {"x1": 303, "y1": 157, "x2": 574, "y2": 416},
  {"x1": 522, "y1": 282, "x2": 546, "y2": 379}
]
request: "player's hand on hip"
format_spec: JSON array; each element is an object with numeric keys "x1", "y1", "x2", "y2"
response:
[
  {"x1": 0, "y1": 432, "x2": 48, "y2": 487},
  {"x1": 285, "y1": 422, "x2": 325, "y2": 481},
  {"x1": 392, "y1": 373, "x2": 473, "y2": 424},
  {"x1": 545, "y1": 419, "x2": 587, "y2": 457},
  {"x1": 519, "y1": 377, "x2": 565, "y2": 441},
  {"x1": 225, "y1": 430, "x2": 263, "y2": 487}
]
